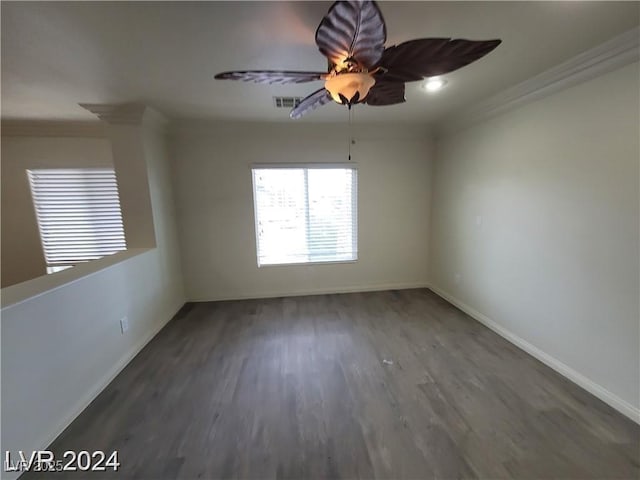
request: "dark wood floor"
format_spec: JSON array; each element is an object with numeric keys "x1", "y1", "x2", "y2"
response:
[{"x1": 30, "y1": 289, "x2": 639, "y2": 479}]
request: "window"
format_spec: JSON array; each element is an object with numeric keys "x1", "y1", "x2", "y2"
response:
[
  {"x1": 252, "y1": 164, "x2": 357, "y2": 266},
  {"x1": 27, "y1": 168, "x2": 127, "y2": 273}
]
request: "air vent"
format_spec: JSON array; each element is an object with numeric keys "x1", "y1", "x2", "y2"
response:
[{"x1": 274, "y1": 96, "x2": 302, "y2": 108}]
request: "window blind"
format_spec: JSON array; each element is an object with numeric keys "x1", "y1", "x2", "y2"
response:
[
  {"x1": 252, "y1": 165, "x2": 357, "y2": 266},
  {"x1": 27, "y1": 168, "x2": 127, "y2": 269}
]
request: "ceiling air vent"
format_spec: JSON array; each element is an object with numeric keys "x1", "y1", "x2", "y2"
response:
[{"x1": 274, "y1": 96, "x2": 302, "y2": 108}]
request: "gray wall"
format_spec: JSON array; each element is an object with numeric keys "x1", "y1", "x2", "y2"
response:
[
  {"x1": 1, "y1": 124, "x2": 185, "y2": 479},
  {"x1": 170, "y1": 122, "x2": 433, "y2": 301},
  {"x1": 430, "y1": 62, "x2": 639, "y2": 418},
  {"x1": 0, "y1": 136, "x2": 113, "y2": 287}
]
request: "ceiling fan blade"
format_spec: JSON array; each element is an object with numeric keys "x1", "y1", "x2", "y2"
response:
[
  {"x1": 215, "y1": 70, "x2": 326, "y2": 85},
  {"x1": 365, "y1": 80, "x2": 405, "y2": 106},
  {"x1": 380, "y1": 38, "x2": 501, "y2": 82},
  {"x1": 290, "y1": 89, "x2": 333, "y2": 119},
  {"x1": 315, "y1": 1, "x2": 386, "y2": 70}
]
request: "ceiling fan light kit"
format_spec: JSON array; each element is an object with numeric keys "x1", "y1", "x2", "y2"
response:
[
  {"x1": 325, "y1": 72, "x2": 376, "y2": 106},
  {"x1": 215, "y1": 0, "x2": 501, "y2": 119}
]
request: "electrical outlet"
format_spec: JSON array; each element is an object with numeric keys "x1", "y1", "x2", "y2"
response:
[
  {"x1": 120, "y1": 316, "x2": 129, "y2": 334},
  {"x1": 475, "y1": 215, "x2": 483, "y2": 227},
  {"x1": 454, "y1": 273, "x2": 462, "y2": 285}
]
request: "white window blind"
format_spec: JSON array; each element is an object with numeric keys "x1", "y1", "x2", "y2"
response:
[
  {"x1": 252, "y1": 165, "x2": 357, "y2": 266},
  {"x1": 27, "y1": 168, "x2": 127, "y2": 271}
]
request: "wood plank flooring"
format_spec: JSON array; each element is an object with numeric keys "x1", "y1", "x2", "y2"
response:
[{"x1": 28, "y1": 289, "x2": 639, "y2": 479}]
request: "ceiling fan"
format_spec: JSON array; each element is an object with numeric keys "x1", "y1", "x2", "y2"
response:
[{"x1": 215, "y1": 0, "x2": 501, "y2": 119}]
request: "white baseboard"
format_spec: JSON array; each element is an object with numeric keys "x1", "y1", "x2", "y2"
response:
[
  {"x1": 429, "y1": 285, "x2": 640, "y2": 424},
  {"x1": 32, "y1": 301, "x2": 185, "y2": 456},
  {"x1": 188, "y1": 282, "x2": 431, "y2": 302}
]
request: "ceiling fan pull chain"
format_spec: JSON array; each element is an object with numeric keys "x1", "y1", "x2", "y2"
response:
[{"x1": 348, "y1": 107, "x2": 353, "y2": 161}]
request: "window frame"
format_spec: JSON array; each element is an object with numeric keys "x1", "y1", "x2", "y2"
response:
[{"x1": 251, "y1": 163, "x2": 358, "y2": 268}]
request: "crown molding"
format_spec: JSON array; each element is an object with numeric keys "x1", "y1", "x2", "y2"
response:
[
  {"x1": 79, "y1": 103, "x2": 169, "y2": 134},
  {"x1": 438, "y1": 27, "x2": 640, "y2": 138},
  {"x1": 169, "y1": 118, "x2": 431, "y2": 140},
  {"x1": 1, "y1": 120, "x2": 106, "y2": 138},
  {"x1": 79, "y1": 103, "x2": 147, "y2": 124}
]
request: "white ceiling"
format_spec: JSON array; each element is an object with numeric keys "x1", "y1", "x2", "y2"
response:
[{"x1": 2, "y1": 1, "x2": 638, "y2": 126}]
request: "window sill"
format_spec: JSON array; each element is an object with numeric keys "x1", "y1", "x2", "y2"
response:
[{"x1": 258, "y1": 259, "x2": 358, "y2": 268}]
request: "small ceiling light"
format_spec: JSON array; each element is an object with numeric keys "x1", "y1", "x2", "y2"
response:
[{"x1": 423, "y1": 77, "x2": 447, "y2": 92}]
